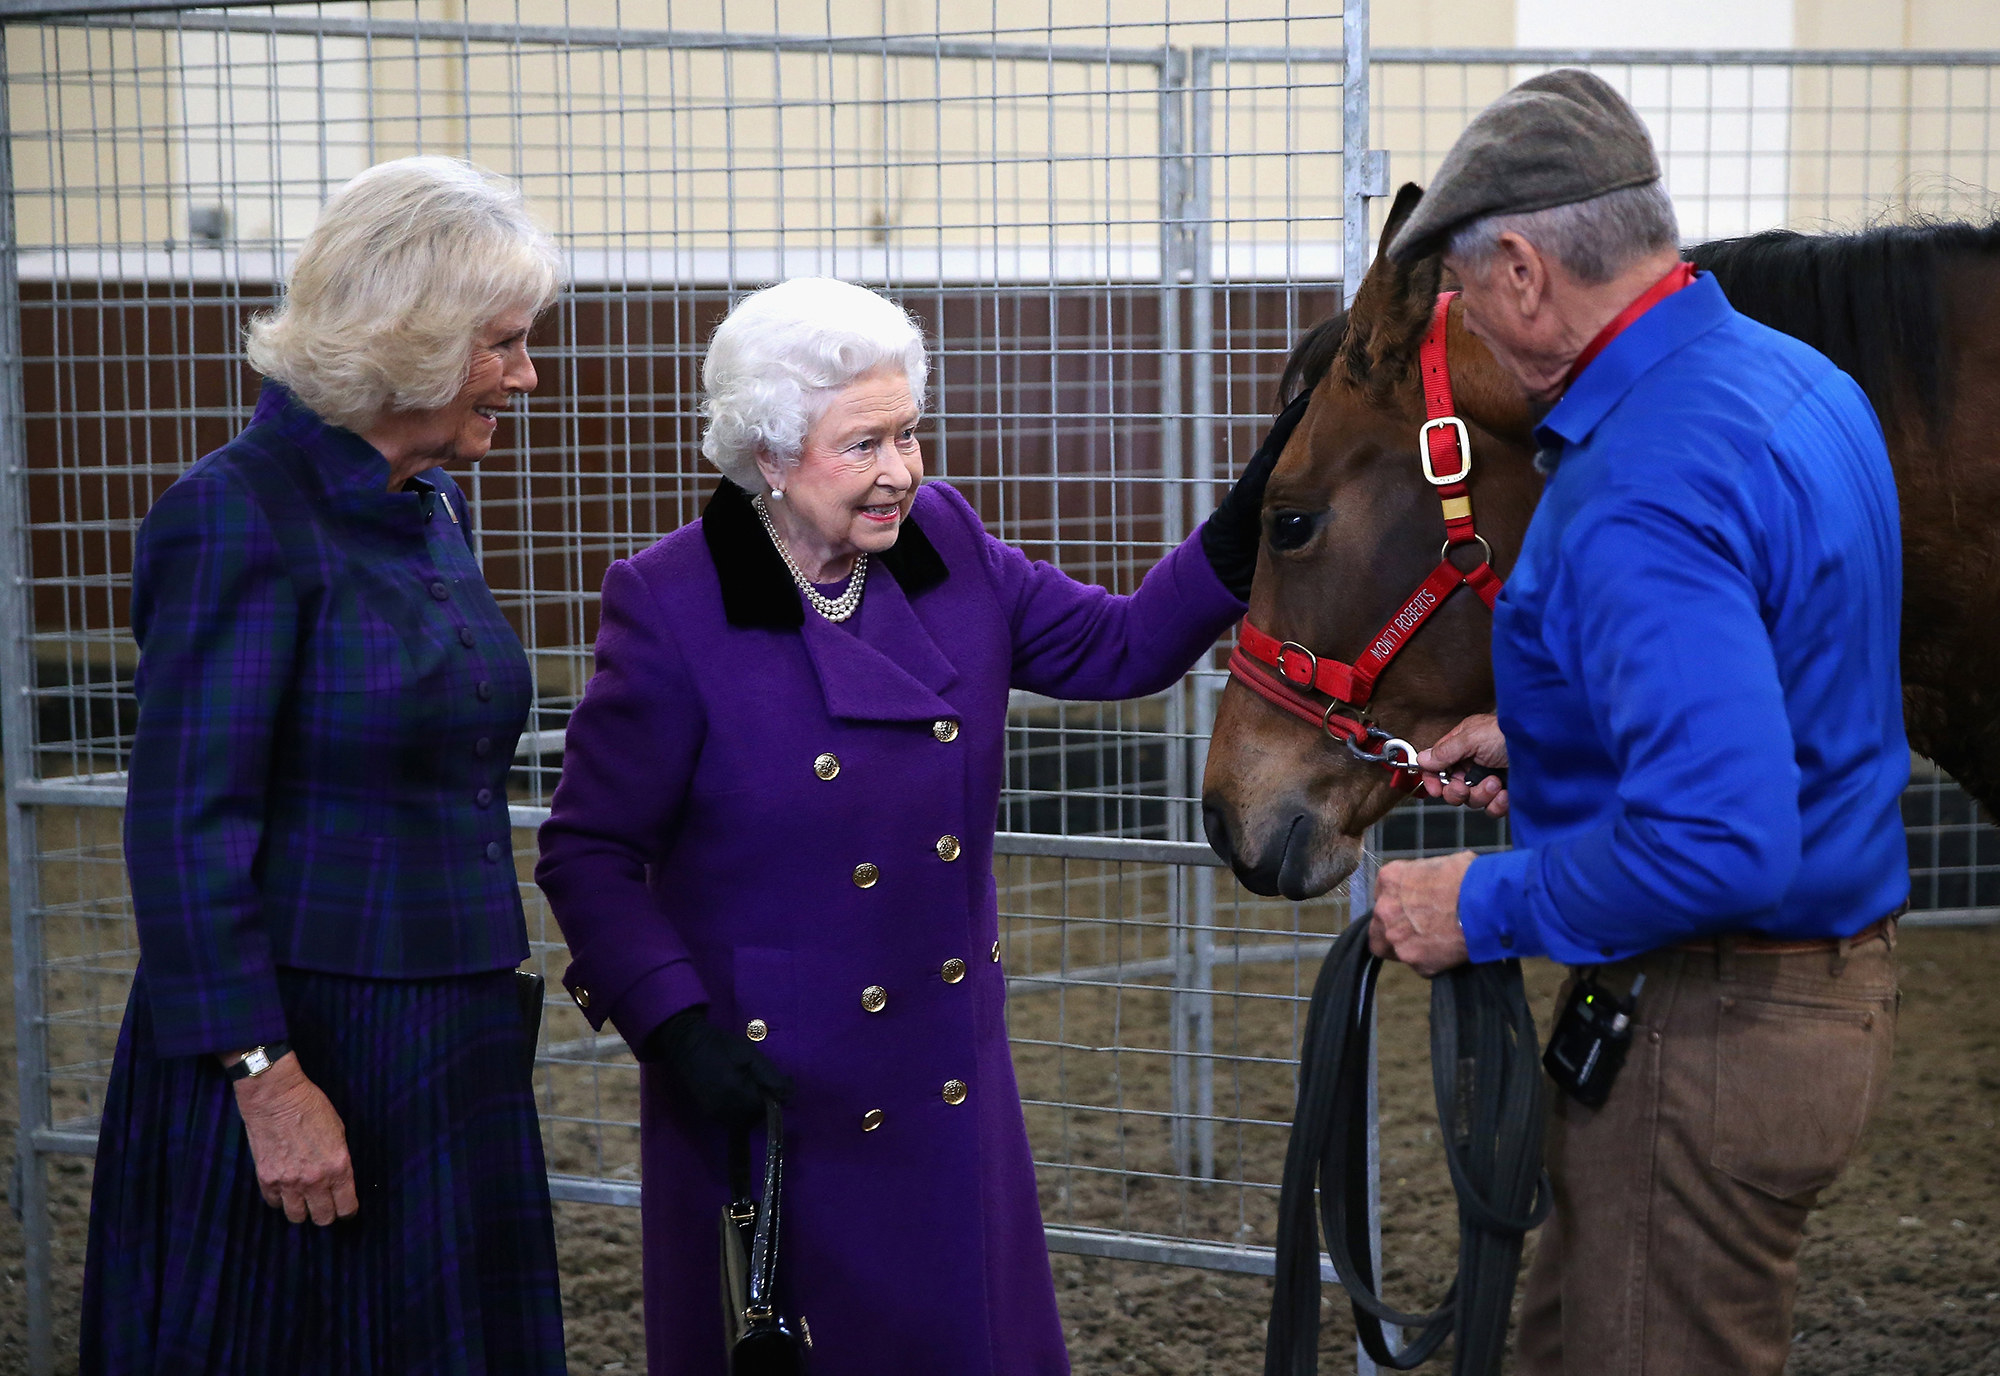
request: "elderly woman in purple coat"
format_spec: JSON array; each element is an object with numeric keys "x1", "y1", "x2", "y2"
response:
[{"x1": 536, "y1": 276, "x2": 1277, "y2": 1374}]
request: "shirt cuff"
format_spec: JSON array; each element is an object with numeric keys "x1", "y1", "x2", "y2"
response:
[{"x1": 1458, "y1": 849, "x2": 1548, "y2": 962}]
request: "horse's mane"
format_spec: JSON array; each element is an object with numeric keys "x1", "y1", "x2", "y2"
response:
[
  {"x1": 1688, "y1": 220, "x2": 2000, "y2": 439},
  {"x1": 1276, "y1": 311, "x2": 1351, "y2": 409},
  {"x1": 1274, "y1": 217, "x2": 2000, "y2": 432}
]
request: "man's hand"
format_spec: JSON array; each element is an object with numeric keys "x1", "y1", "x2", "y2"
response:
[
  {"x1": 229, "y1": 1052, "x2": 359, "y2": 1226},
  {"x1": 1368, "y1": 850, "x2": 1477, "y2": 977},
  {"x1": 1418, "y1": 714, "x2": 1510, "y2": 817}
]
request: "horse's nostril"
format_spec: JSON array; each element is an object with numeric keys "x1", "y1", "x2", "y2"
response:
[{"x1": 1201, "y1": 801, "x2": 1235, "y2": 867}]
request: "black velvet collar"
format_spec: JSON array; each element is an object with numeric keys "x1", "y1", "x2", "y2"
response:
[{"x1": 702, "y1": 479, "x2": 949, "y2": 629}]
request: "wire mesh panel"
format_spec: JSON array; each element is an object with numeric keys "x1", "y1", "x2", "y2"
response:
[
  {"x1": 0, "y1": 6, "x2": 1367, "y2": 1366},
  {"x1": 7, "y1": 10, "x2": 2000, "y2": 1371},
  {"x1": 1373, "y1": 48, "x2": 2000, "y2": 236}
]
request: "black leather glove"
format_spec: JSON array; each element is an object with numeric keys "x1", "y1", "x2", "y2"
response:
[
  {"x1": 641, "y1": 1007, "x2": 795, "y2": 1131},
  {"x1": 1200, "y1": 389, "x2": 1313, "y2": 601}
]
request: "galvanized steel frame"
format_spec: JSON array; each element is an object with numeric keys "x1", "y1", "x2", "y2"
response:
[
  {"x1": 5, "y1": 14, "x2": 2000, "y2": 1375},
  {"x1": 0, "y1": 9, "x2": 1376, "y2": 1372}
]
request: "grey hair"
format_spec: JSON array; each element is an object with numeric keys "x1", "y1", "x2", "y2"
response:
[
  {"x1": 246, "y1": 156, "x2": 561, "y2": 433},
  {"x1": 1447, "y1": 180, "x2": 1680, "y2": 286},
  {"x1": 700, "y1": 277, "x2": 929, "y2": 492}
]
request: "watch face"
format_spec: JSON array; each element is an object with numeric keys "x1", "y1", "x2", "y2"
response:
[{"x1": 244, "y1": 1047, "x2": 271, "y2": 1077}]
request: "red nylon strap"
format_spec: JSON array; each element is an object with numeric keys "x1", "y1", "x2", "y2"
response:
[
  {"x1": 1419, "y1": 293, "x2": 1466, "y2": 479},
  {"x1": 1563, "y1": 261, "x2": 1696, "y2": 389},
  {"x1": 1224, "y1": 647, "x2": 1422, "y2": 792},
  {"x1": 1226, "y1": 290, "x2": 1502, "y2": 778},
  {"x1": 1234, "y1": 558, "x2": 1477, "y2": 710}
]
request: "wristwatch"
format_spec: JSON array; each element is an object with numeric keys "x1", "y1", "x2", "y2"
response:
[{"x1": 222, "y1": 1040, "x2": 292, "y2": 1081}]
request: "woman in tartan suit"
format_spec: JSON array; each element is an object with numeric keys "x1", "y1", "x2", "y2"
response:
[{"x1": 80, "y1": 158, "x2": 568, "y2": 1374}]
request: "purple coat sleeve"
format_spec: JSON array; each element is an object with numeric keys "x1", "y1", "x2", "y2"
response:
[
  {"x1": 534, "y1": 560, "x2": 712, "y2": 1049},
  {"x1": 946, "y1": 484, "x2": 1246, "y2": 698}
]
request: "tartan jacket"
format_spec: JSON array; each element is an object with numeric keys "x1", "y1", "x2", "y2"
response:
[{"x1": 123, "y1": 381, "x2": 534, "y2": 1058}]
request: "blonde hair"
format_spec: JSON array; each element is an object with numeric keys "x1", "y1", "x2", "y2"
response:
[
  {"x1": 246, "y1": 157, "x2": 561, "y2": 432},
  {"x1": 700, "y1": 277, "x2": 929, "y2": 492}
]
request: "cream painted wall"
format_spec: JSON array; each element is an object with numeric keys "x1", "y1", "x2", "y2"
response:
[
  {"x1": 1372, "y1": 0, "x2": 1515, "y2": 49},
  {"x1": 9, "y1": 1, "x2": 2000, "y2": 273},
  {"x1": 1514, "y1": 0, "x2": 1793, "y2": 48}
]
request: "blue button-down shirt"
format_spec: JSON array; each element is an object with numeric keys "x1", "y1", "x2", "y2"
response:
[{"x1": 1456, "y1": 274, "x2": 1909, "y2": 965}]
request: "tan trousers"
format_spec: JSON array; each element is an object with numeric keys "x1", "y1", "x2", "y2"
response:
[{"x1": 1516, "y1": 923, "x2": 1899, "y2": 1376}]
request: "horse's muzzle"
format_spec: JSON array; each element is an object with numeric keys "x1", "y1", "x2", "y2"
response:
[{"x1": 1202, "y1": 799, "x2": 1359, "y2": 901}]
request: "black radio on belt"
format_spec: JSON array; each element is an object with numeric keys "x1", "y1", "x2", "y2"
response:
[{"x1": 1543, "y1": 972, "x2": 1645, "y2": 1107}]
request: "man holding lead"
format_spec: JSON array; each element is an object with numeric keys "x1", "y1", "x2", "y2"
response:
[{"x1": 1367, "y1": 70, "x2": 1908, "y2": 1374}]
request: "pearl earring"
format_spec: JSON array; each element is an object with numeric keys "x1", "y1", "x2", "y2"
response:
[{"x1": 769, "y1": 487, "x2": 785, "y2": 501}]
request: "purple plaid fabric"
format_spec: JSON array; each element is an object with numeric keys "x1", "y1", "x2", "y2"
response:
[
  {"x1": 123, "y1": 381, "x2": 534, "y2": 1057},
  {"x1": 82, "y1": 967, "x2": 567, "y2": 1374}
]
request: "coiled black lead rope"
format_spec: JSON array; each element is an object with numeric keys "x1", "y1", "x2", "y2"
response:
[{"x1": 1265, "y1": 918, "x2": 1550, "y2": 1375}]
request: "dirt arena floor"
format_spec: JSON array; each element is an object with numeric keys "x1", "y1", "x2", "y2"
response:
[{"x1": 1, "y1": 815, "x2": 1995, "y2": 1373}]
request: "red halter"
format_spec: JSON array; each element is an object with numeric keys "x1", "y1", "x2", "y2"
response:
[{"x1": 1225, "y1": 292, "x2": 1504, "y2": 789}]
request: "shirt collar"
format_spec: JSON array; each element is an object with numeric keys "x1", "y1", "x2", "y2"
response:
[{"x1": 1535, "y1": 270, "x2": 1734, "y2": 458}]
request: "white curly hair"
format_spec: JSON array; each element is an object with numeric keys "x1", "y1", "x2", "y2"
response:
[
  {"x1": 246, "y1": 156, "x2": 561, "y2": 433},
  {"x1": 700, "y1": 278, "x2": 929, "y2": 492}
]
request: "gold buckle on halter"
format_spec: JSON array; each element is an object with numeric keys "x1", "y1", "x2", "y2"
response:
[{"x1": 1418, "y1": 416, "x2": 1473, "y2": 486}]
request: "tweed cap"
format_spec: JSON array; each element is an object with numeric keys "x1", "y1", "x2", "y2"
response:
[{"x1": 1388, "y1": 68, "x2": 1661, "y2": 263}]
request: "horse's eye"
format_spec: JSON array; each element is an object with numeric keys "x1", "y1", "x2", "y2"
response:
[{"x1": 1269, "y1": 510, "x2": 1319, "y2": 552}]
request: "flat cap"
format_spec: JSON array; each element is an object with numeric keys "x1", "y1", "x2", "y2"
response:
[{"x1": 1388, "y1": 68, "x2": 1661, "y2": 263}]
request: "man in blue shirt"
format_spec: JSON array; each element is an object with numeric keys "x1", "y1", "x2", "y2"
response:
[{"x1": 1368, "y1": 71, "x2": 1907, "y2": 1375}]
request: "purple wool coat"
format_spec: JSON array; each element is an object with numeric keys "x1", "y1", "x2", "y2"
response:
[{"x1": 535, "y1": 478, "x2": 1244, "y2": 1376}]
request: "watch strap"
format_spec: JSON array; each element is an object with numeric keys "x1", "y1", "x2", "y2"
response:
[{"x1": 223, "y1": 1039, "x2": 292, "y2": 1081}]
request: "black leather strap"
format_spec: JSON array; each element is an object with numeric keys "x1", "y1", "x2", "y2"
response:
[
  {"x1": 1265, "y1": 919, "x2": 1549, "y2": 1375},
  {"x1": 746, "y1": 1100, "x2": 784, "y2": 1318},
  {"x1": 222, "y1": 1039, "x2": 292, "y2": 1081}
]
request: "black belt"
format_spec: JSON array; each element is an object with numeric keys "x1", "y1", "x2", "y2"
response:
[{"x1": 1265, "y1": 918, "x2": 1551, "y2": 1375}]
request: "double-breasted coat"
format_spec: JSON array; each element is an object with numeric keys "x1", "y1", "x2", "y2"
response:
[{"x1": 536, "y1": 478, "x2": 1244, "y2": 1375}]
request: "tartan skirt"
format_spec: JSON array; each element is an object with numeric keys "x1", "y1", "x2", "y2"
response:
[{"x1": 81, "y1": 966, "x2": 566, "y2": 1375}]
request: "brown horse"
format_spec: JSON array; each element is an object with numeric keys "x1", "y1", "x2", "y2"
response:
[{"x1": 1201, "y1": 183, "x2": 2000, "y2": 900}]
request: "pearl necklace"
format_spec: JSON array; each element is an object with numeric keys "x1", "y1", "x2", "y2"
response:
[{"x1": 752, "y1": 495, "x2": 868, "y2": 623}]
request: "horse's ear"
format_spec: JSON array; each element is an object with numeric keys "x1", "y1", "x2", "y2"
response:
[
  {"x1": 1374, "y1": 182, "x2": 1428, "y2": 260},
  {"x1": 1336, "y1": 181, "x2": 1444, "y2": 399}
]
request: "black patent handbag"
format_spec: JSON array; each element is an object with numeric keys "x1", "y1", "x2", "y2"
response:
[
  {"x1": 721, "y1": 1100, "x2": 809, "y2": 1375},
  {"x1": 514, "y1": 969, "x2": 546, "y2": 1080}
]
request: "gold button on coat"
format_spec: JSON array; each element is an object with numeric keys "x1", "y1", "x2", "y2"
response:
[
  {"x1": 991, "y1": 940, "x2": 1002, "y2": 963},
  {"x1": 932, "y1": 719, "x2": 959, "y2": 743},
  {"x1": 861, "y1": 1108, "x2": 885, "y2": 1132},
  {"x1": 942, "y1": 1079, "x2": 968, "y2": 1106},
  {"x1": 812, "y1": 752, "x2": 840, "y2": 780},
  {"x1": 746, "y1": 1019, "x2": 769, "y2": 1041},
  {"x1": 852, "y1": 862, "x2": 880, "y2": 888},
  {"x1": 571, "y1": 987, "x2": 591, "y2": 1009},
  {"x1": 941, "y1": 958, "x2": 966, "y2": 984},
  {"x1": 936, "y1": 834, "x2": 961, "y2": 862},
  {"x1": 861, "y1": 985, "x2": 888, "y2": 1013}
]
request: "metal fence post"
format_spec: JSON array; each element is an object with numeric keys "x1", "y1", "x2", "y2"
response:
[
  {"x1": 1179, "y1": 45, "x2": 1220, "y2": 1183},
  {"x1": 1157, "y1": 44, "x2": 1204, "y2": 1186},
  {"x1": 1341, "y1": 14, "x2": 1391, "y2": 1374},
  {"x1": 0, "y1": 25, "x2": 56, "y2": 1374}
]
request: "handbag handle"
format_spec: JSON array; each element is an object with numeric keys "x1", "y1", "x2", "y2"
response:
[{"x1": 744, "y1": 1099, "x2": 784, "y2": 1320}]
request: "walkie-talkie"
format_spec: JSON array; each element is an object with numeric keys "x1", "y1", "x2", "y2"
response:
[{"x1": 1543, "y1": 972, "x2": 1645, "y2": 1107}]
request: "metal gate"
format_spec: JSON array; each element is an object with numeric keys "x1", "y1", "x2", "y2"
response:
[
  {"x1": 4, "y1": 6, "x2": 1999, "y2": 1373},
  {"x1": 0, "y1": 5, "x2": 1376, "y2": 1371}
]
